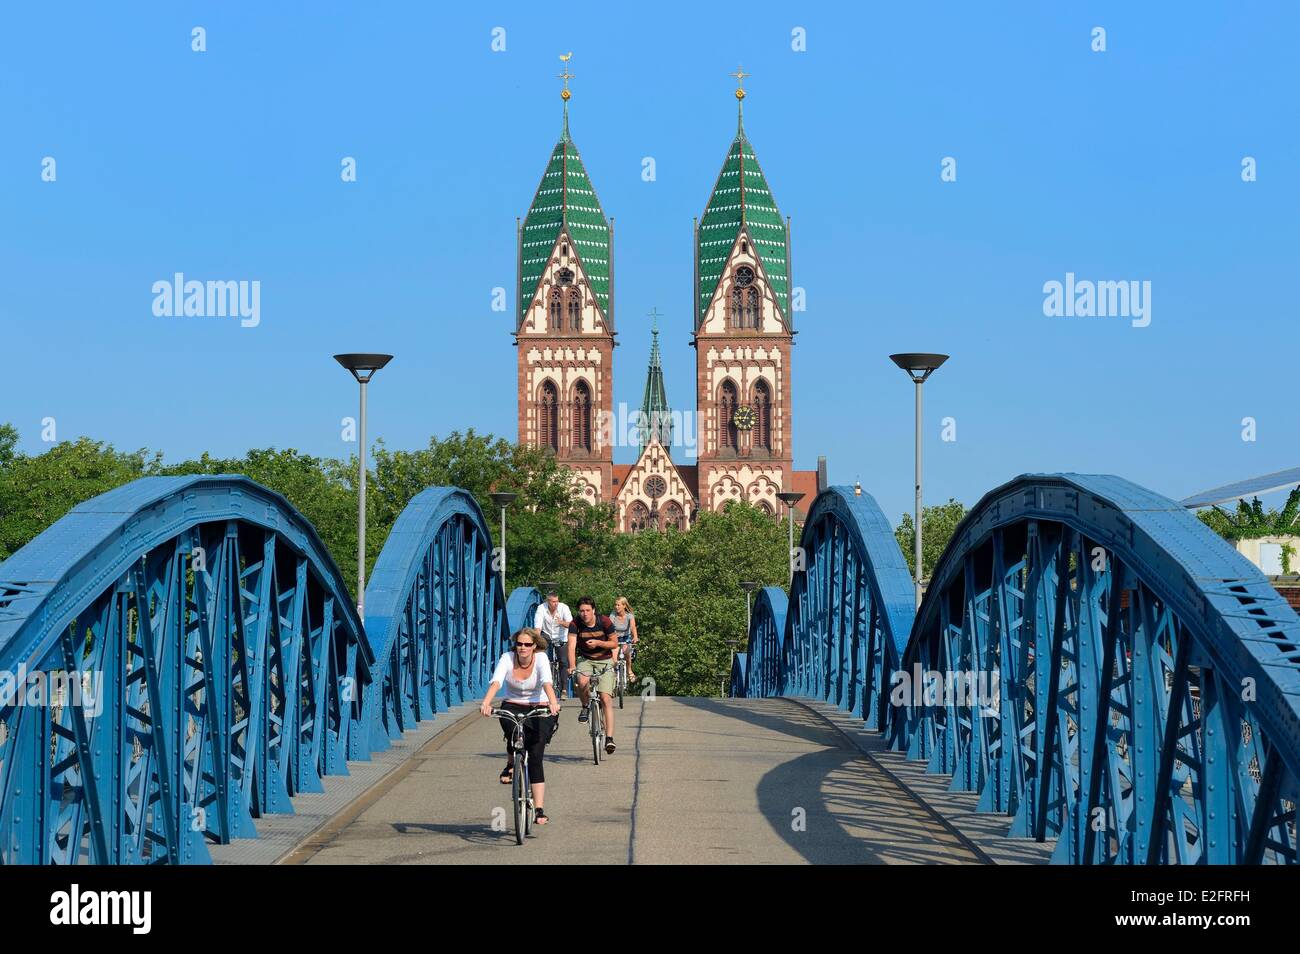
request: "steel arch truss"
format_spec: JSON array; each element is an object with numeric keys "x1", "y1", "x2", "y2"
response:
[
  {"x1": 737, "y1": 587, "x2": 788, "y2": 699},
  {"x1": 744, "y1": 487, "x2": 915, "y2": 730},
  {"x1": 361, "y1": 489, "x2": 509, "y2": 752},
  {"x1": 902, "y1": 475, "x2": 1300, "y2": 864},
  {"x1": 0, "y1": 477, "x2": 370, "y2": 864},
  {"x1": 506, "y1": 587, "x2": 543, "y2": 637}
]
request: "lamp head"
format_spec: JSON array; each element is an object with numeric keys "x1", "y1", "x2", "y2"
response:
[
  {"x1": 490, "y1": 492, "x2": 518, "y2": 508},
  {"x1": 890, "y1": 352, "x2": 948, "y2": 383},
  {"x1": 334, "y1": 353, "x2": 394, "y2": 383}
]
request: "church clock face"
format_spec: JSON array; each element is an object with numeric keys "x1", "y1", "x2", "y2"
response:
[
  {"x1": 645, "y1": 475, "x2": 667, "y2": 499},
  {"x1": 732, "y1": 405, "x2": 756, "y2": 431},
  {"x1": 734, "y1": 265, "x2": 755, "y2": 288}
]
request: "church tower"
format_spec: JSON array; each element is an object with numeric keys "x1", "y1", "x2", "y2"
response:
[
  {"x1": 692, "y1": 71, "x2": 793, "y2": 518},
  {"x1": 515, "y1": 58, "x2": 615, "y2": 506},
  {"x1": 638, "y1": 311, "x2": 672, "y2": 454}
]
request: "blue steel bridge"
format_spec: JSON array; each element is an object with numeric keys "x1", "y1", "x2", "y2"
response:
[{"x1": 0, "y1": 471, "x2": 1298, "y2": 864}]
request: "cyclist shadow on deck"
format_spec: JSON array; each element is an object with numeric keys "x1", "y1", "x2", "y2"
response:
[{"x1": 389, "y1": 821, "x2": 506, "y2": 847}]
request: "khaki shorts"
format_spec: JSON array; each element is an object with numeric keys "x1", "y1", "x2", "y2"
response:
[{"x1": 575, "y1": 657, "x2": 615, "y2": 695}]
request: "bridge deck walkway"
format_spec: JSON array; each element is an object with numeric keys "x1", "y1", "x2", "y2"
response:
[{"x1": 270, "y1": 696, "x2": 1040, "y2": 865}]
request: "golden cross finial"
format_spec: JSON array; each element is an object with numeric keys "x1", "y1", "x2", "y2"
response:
[
  {"x1": 730, "y1": 65, "x2": 750, "y2": 100},
  {"x1": 558, "y1": 52, "x2": 575, "y2": 101},
  {"x1": 647, "y1": 306, "x2": 663, "y2": 332}
]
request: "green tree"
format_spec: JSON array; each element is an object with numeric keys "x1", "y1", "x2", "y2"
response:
[
  {"x1": 369, "y1": 431, "x2": 617, "y2": 591},
  {"x1": 576, "y1": 501, "x2": 789, "y2": 697},
  {"x1": 0, "y1": 423, "x2": 17, "y2": 469},
  {"x1": 0, "y1": 427, "x2": 160, "y2": 562},
  {"x1": 1199, "y1": 488, "x2": 1300, "y2": 572},
  {"x1": 895, "y1": 499, "x2": 967, "y2": 580}
]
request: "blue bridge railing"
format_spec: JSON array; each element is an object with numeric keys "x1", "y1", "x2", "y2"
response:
[
  {"x1": 735, "y1": 476, "x2": 1300, "y2": 864},
  {"x1": 0, "y1": 476, "x2": 516, "y2": 864}
]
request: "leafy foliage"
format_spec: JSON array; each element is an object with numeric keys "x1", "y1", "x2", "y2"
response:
[
  {"x1": 1198, "y1": 488, "x2": 1300, "y2": 541},
  {"x1": 894, "y1": 499, "x2": 967, "y2": 579},
  {"x1": 1199, "y1": 488, "x2": 1300, "y2": 574},
  {"x1": 0, "y1": 433, "x2": 160, "y2": 562}
]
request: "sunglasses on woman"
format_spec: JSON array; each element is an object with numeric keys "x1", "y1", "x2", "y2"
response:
[{"x1": 514, "y1": 642, "x2": 535, "y2": 649}]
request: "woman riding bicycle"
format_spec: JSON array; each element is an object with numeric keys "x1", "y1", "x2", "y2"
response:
[
  {"x1": 479, "y1": 627, "x2": 561, "y2": 825},
  {"x1": 612, "y1": 596, "x2": 639, "y2": 684}
]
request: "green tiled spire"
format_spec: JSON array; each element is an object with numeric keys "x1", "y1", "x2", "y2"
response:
[
  {"x1": 696, "y1": 100, "x2": 789, "y2": 329},
  {"x1": 638, "y1": 310, "x2": 672, "y2": 452},
  {"x1": 519, "y1": 101, "x2": 612, "y2": 329}
]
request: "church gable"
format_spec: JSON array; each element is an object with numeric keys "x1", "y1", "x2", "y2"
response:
[
  {"x1": 698, "y1": 233, "x2": 791, "y2": 336},
  {"x1": 519, "y1": 234, "x2": 611, "y2": 337},
  {"x1": 614, "y1": 438, "x2": 697, "y2": 531}
]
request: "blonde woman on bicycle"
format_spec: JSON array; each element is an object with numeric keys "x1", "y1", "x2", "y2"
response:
[
  {"x1": 479, "y1": 627, "x2": 561, "y2": 824},
  {"x1": 612, "y1": 596, "x2": 639, "y2": 684}
]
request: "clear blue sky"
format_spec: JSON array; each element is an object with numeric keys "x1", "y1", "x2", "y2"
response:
[{"x1": 2, "y1": 2, "x2": 1296, "y2": 524}]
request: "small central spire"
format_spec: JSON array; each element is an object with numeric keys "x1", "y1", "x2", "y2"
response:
[{"x1": 639, "y1": 307, "x2": 672, "y2": 453}]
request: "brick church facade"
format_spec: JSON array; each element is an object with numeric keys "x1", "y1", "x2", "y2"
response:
[{"x1": 513, "y1": 70, "x2": 820, "y2": 532}]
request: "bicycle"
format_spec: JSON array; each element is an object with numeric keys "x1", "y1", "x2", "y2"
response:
[
  {"x1": 572, "y1": 664, "x2": 612, "y2": 765},
  {"x1": 547, "y1": 641, "x2": 563, "y2": 695},
  {"x1": 615, "y1": 641, "x2": 635, "y2": 710},
  {"x1": 491, "y1": 706, "x2": 553, "y2": 844}
]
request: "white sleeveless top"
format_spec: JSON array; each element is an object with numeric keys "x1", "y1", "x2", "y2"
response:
[{"x1": 490, "y1": 652, "x2": 553, "y2": 704}]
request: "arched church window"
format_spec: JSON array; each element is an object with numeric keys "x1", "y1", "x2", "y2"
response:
[
  {"x1": 753, "y1": 379, "x2": 772, "y2": 450},
  {"x1": 627, "y1": 501, "x2": 650, "y2": 533},
  {"x1": 540, "y1": 381, "x2": 559, "y2": 452},
  {"x1": 662, "y1": 501, "x2": 685, "y2": 531},
  {"x1": 567, "y1": 291, "x2": 582, "y2": 330},
  {"x1": 719, "y1": 380, "x2": 739, "y2": 450},
  {"x1": 572, "y1": 380, "x2": 592, "y2": 452},
  {"x1": 549, "y1": 289, "x2": 563, "y2": 332},
  {"x1": 730, "y1": 266, "x2": 758, "y2": 329}
]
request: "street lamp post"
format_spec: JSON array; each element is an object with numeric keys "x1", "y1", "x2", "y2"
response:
[
  {"x1": 740, "y1": 580, "x2": 760, "y2": 640},
  {"x1": 334, "y1": 353, "x2": 393, "y2": 618},
  {"x1": 724, "y1": 639, "x2": 741, "y2": 698},
  {"x1": 776, "y1": 491, "x2": 805, "y2": 584},
  {"x1": 490, "y1": 492, "x2": 518, "y2": 597},
  {"x1": 889, "y1": 352, "x2": 949, "y2": 608}
]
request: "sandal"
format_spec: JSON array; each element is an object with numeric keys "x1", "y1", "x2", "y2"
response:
[
  {"x1": 499, "y1": 763, "x2": 514, "y2": 784},
  {"x1": 534, "y1": 809, "x2": 548, "y2": 825}
]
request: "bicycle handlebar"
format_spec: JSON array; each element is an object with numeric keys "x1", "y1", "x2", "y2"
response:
[{"x1": 490, "y1": 706, "x2": 553, "y2": 722}]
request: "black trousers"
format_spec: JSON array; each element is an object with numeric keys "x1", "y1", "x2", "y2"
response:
[
  {"x1": 550, "y1": 643, "x2": 570, "y2": 695},
  {"x1": 498, "y1": 701, "x2": 557, "y2": 784}
]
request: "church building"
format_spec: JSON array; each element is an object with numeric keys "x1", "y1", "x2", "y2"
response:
[{"x1": 513, "y1": 61, "x2": 820, "y2": 532}]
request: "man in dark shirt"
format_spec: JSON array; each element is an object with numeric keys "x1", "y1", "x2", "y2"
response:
[{"x1": 568, "y1": 595, "x2": 619, "y2": 753}]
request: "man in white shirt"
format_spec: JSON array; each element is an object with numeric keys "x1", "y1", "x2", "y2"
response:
[{"x1": 534, "y1": 590, "x2": 573, "y2": 699}]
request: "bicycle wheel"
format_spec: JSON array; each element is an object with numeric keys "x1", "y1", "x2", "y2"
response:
[
  {"x1": 512, "y1": 751, "x2": 525, "y2": 845},
  {"x1": 590, "y1": 698, "x2": 601, "y2": 765},
  {"x1": 617, "y1": 663, "x2": 625, "y2": 710},
  {"x1": 522, "y1": 757, "x2": 533, "y2": 838}
]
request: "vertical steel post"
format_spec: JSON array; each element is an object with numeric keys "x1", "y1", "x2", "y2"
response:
[
  {"x1": 499, "y1": 505, "x2": 508, "y2": 595},
  {"x1": 358, "y1": 377, "x2": 367, "y2": 618},
  {"x1": 914, "y1": 376, "x2": 923, "y2": 608}
]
